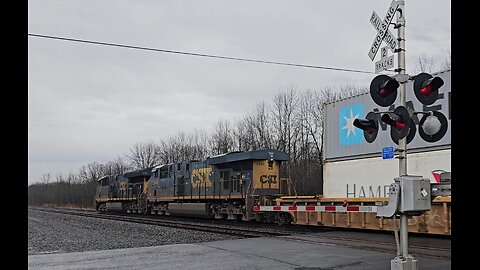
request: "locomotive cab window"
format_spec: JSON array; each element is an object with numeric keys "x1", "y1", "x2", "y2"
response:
[
  {"x1": 220, "y1": 170, "x2": 230, "y2": 190},
  {"x1": 231, "y1": 175, "x2": 237, "y2": 192},
  {"x1": 233, "y1": 174, "x2": 240, "y2": 192},
  {"x1": 159, "y1": 168, "x2": 168, "y2": 179},
  {"x1": 100, "y1": 177, "x2": 109, "y2": 186}
]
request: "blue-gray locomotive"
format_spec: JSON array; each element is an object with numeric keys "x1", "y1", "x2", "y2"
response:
[{"x1": 94, "y1": 149, "x2": 290, "y2": 221}]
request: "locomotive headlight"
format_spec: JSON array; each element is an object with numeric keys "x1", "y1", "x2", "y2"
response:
[
  {"x1": 268, "y1": 159, "x2": 274, "y2": 169},
  {"x1": 268, "y1": 152, "x2": 274, "y2": 168}
]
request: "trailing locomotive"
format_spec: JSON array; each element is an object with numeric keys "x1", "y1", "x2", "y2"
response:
[{"x1": 94, "y1": 149, "x2": 290, "y2": 222}]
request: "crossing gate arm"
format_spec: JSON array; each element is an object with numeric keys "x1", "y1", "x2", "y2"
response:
[
  {"x1": 253, "y1": 196, "x2": 451, "y2": 235},
  {"x1": 253, "y1": 205, "x2": 378, "y2": 213}
]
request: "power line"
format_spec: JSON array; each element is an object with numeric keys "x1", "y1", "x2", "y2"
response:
[{"x1": 28, "y1": 33, "x2": 375, "y2": 74}]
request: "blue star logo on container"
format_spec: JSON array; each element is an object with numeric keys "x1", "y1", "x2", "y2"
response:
[{"x1": 339, "y1": 103, "x2": 364, "y2": 145}]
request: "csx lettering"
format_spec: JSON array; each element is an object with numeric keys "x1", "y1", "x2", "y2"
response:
[
  {"x1": 191, "y1": 167, "x2": 212, "y2": 187},
  {"x1": 260, "y1": 175, "x2": 277, "y2": 184}
]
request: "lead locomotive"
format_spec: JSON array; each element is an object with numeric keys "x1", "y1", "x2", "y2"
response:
[{"x1": 94, "y1": 149, "x2": 290, "y2": 221}]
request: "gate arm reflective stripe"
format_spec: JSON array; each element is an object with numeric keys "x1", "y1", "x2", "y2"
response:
[{"x1": 253, "y1": 205, "x2": 378, "y2": 213}]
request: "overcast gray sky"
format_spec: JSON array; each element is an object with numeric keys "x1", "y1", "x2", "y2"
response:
[{"x1": 28, "y1": 0, "x2": 451, "y2": 185}]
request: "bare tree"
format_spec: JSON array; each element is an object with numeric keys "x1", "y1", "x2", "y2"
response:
[
  {"x1": 159, "y1": 132, "x2": 186, "y2": 164},
  {"x1": 233, "y1": 117, "x2": 251, "y2": 152},
  {"x1": 415, "y1": 54, "x2": 434, "y2": 73},
  {"x1": 157, "y1": 130, "x2": 210, "y2": 164},
  {"x1": 210, "y1": 119, "x2": 235, "y2": 154},
  {"x1": 40, "y1": 173, "x2": 51, "y2": 184},
  {"x1": 296, "y1": 90, "x2": 321, "y2": 159},
  {"x1": 442, "y1": 50, "x2": 451, "y2": 71},
  {"x1": 78, "y1": 162, "x2": 102, "y2": 183},
  {"x1": 272, "y1": 88, "x2": 298, "y2": 154},
  {"x1": 189, "y1": 128, "x2": 210, "y2": 159},
  {"x1": 125, "y1": 140, "x2": 160, "y2": 170},
  {"x1": 246, "y1": 102, "x2": 273, "y2": 149},
  {"x1": 105, "y1": 157, "x2": 131, "y2": 175}
]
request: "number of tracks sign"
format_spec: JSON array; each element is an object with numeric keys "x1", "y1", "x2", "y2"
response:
[{"x1": 375, "y1": 47, "x2": 394, "y2": 73}]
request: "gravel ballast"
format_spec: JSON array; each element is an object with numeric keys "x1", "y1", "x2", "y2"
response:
[{"x1": 28, "y1": 208, "x2": 241, "y2": 255}]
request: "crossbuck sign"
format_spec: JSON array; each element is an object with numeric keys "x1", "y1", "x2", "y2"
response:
[{"x1": 368, "y1": 0, "x2": 399, "y2": 61}]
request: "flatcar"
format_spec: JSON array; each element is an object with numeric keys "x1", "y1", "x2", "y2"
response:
[{"x1": 94, "y1": 149, "x2": 291, "y2": 222}]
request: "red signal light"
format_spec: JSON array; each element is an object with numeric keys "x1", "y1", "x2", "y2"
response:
[
  {"x1": 419, "y1": 84, "x2": 433, "y2": 96},
  {"x1": 381, "y1": 106, "x2": 413, "y2": 142},
  {"x1": 378, "y1": 88, "x2": 389, "y2": 98},
  {"x1": 395, "y1": 121, "x2": 406, "y2": 130},
  {"x1": 413, "y1": 73, "x2": 444, "y2": 105},
  {"x1": 370, "y1": 74, "x2": 399, "y2": 107},
  {"x1": 366, "y1": 127, "x2": 376, "y2": 134}
]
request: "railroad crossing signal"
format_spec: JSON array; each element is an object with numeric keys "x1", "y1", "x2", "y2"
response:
[
  {"x1": 381, "y1": 106, "x2": 411, "y2": 141},
  {"x1": 412, "y1": 73, "x2": 448, "y2": 143},
  {"x1": 413, "y1": 72, "x2": 445, "y2": 105},
  {"x1": 352, "y1": 112, "x2": 378, "y2": 143},
  {"x1": 363, "y1": 2, "x2": 446, "y2": 269},
  {"x1": 369, "y1": 74, "x2": 399, "y2": 107},
  {"x1": 354, "y1": 73, "x2": 447, "y2": 144},
  {"x1": 418, "y1": 111, "x2": 448, "y2": 143},
  {"x1": 362, "y1": 0, "x2": 448, "y2": 145}
]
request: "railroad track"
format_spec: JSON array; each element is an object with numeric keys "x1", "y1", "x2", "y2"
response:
[
  {"x1": 29, "y1": 207, "x2": 290, "y2": 238},
  {"x1": 29, "y1": 207, "x2": 450, "y2": 260},
  {"x1": 281, "y1": 232, "x2": 451, "y2": 260}
]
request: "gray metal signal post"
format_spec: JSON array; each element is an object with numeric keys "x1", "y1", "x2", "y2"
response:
[
  {"x1": 369, "y1": 1, "x2": 419, "y2": 269},
  {"x1": 395, "y1": 1, "x2": 413, "y2": 268}
]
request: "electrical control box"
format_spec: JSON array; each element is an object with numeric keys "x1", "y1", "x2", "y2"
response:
[{"x1": 398, "y1": 175, "x2": 431, "y2": 214}]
